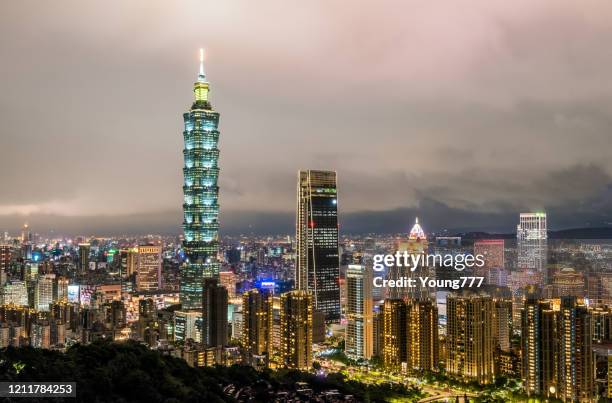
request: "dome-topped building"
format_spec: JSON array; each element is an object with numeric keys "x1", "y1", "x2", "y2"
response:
[
  {"x1": 408, "y1": 217, "x2": 426, "y2": 241},
  {"x1": 396, "y1": 217, "x2": 428, "y2": 255},
  {"x1": 390, "y1": 216, "x2": 431, "y2": 300}
]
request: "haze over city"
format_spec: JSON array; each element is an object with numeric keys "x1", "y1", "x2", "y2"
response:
[
  {"x1": 4, "y1": 3, "x2": 612, "y2": 402},
  {"x1": 2, "y1": 0, "x2": 612, "y2": 235}
]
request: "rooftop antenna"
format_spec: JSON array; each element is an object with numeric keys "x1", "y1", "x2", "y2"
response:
[{"x1": 199, "y1": 48, "x2": 205, "y2": 78}]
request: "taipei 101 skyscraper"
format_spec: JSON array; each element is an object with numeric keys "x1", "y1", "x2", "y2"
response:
[{"x1": 180, "y1": 49, "x2": 221, "y2": 310}]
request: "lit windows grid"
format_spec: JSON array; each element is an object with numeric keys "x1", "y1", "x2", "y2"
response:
[
  {"x1": 180, "y1": 83, "x2": 221, "y2": 310},
  {"x1": 296, "y1": 170, "x2": 341, "y2": 323}
]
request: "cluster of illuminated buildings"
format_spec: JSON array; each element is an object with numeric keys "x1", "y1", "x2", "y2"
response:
[{"x1": 1, "y1": 53, "x2": 612, "y2": 402}]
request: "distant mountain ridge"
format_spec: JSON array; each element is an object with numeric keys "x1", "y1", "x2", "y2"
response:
[{"x1": 454, "y1": 227, "x2": 612, "y2": 240}]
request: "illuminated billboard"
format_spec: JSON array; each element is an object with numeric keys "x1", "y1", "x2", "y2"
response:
[{"x1": 67, "y1": 285, "x2": 80, "y2": 303}]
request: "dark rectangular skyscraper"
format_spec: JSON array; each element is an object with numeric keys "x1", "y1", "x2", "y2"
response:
[
  {"x1": 78, "y1": 243, "x2": 90, "y2": 274},
  {"x1": 296, "y1": 170, "x2": 341, "y2": 323},
  {"x1": 202, "y1": 278, "x2": 228, "y2": 349}
]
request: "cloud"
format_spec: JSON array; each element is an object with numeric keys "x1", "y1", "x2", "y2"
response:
[
  {"x1": 0, "y1": 176, "x2": 609, "y2": 237},
  {"x1": 0, "y1": 0, "x2": 612, "y2": 233}
]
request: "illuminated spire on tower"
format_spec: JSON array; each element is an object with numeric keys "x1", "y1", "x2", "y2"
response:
[
  {"x1": 194, "y1": 48, "x2": 209, "y2": 102},
  {"x1": 198, "y1": 48, "x2": 206, "y2": 81},
  {"x1": 180, "y1": 49, "x2": 221, "y2": 310},
  {"x1": 409, "y1": 217, "x2": 426, "y2": 241}
]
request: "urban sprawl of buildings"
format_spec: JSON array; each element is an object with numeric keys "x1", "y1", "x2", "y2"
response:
[{"x1": 1, "y1": 53, "x2": 612, "y2": 402}]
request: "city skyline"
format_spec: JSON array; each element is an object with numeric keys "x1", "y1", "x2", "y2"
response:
[
  {"x1": 1, "y1": 1, "x2": 612, "y2": 236},
  {"x1": 2, "y1": 3, "x2": 612, "y2": 401}
]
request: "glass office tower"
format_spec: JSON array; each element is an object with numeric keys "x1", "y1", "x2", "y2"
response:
[
  {"x1": 296, "y1": 170, "x2": 341, "y2": 323},
  {"x1": 180, "y1": 50, "x2": 221, "y2": 310},
  {"x1": 517, "y1": 212, "x2": 548, "y2": 281}
]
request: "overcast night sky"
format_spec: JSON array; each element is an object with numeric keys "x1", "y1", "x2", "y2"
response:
[{"x1": 1, "y1": 1, "x2": 612, "y2": 236}]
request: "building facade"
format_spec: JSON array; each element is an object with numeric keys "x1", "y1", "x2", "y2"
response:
[
  {"x1": 202, "y1": 278, "x2": 228, "y2": 350},
  {"x1": 280, "y1": 290, "x2": 313, "y2": 370},
  {"x1": 174, "y1": 310, "x2": 202, "y2": 343},
  {"x1": 446, "y1": 294, "x2": 495, "y2": 384},
  {"x1": 34, "y1": 274, "x2": 55, "y2": 312},
  {"x1": 473, "y1": 239, "x2": 505, "y2": 280},
  {"x1": 516, "y1": 212, "x2": 548, "y2": 286},
  {"x1": 406, "y1": 299, "x2": 439, "y2": 373},
  {"x1": 521, "y1": 298, "x2": 557, "y2": 397},
  {"x1": 242, "y1": 289, "x2": 269, "y2": 362},
  {"x1": 558, "y1": 297, "x2": 594, "y2": 402},
  {"x1": 180, "y1": 50, "x2": 221, "y2": 310},
  {"x1": 295, "y1": 170, "x2": 341, "y2": 323},
  {"x1": 78, "y1": 243, "x2": 90, "y2": 274},
  {"x1": 382, "y1": 299, "x2": 407, "y2": 369},
  {"x1": 136, "y1": 245, "x2": 162, "y2": 291},
  {"x1": 345, "y1": 263, "x2": 373, "y2": 360}
]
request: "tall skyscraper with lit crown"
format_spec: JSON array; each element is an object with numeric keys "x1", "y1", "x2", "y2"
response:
[
  {"x1": 180, "y1": 49, "x2": 221, "y2": 310},
  {"x1": 389, "y1": 218, "x2": 431, "y2": 300}
]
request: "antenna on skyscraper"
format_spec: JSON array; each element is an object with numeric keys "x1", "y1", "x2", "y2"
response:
[{"x1": 199, "y1": 48, "x2": 205, "y2": 78}]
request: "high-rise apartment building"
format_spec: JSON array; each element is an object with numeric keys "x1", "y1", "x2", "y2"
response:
[
  {"x1": 0, "y1": 245, "x2": 10, "y2": 285},
  {"x1": 557, "y1": 296, "x2": 594, "y2": 402},
  {"x1": 136, "y1": 245, "x2": 162, "y2": 291},
  {"x1": 202, "y1": 278, "x2": 228, "y2": 349},
  {"x1": 492, "y1": 299, "x2": 512, "y2": 352},
  {"x1": 372, "y1": 310, "x2": 383, "y2": 359},
  {"x1": 406, "y1": 299, "x2": 439, "y2": 372},
  {"x1": 382, "y1": 299, "x2": 407, "y2": 369},
  {"x1": 521, "y1": 297, "x2": 557, "y2": 397},
  {"x1": 296, "y1": 170, "x2": 340, "y2": 323},
  {"x1": 56, "y1": 277, "x2": 69, "y2": 302},
  {"x1": 446, "y1": 294, "x2": 495, "y2": 384},
  {"x1": 78, "y1": 243, "x2": 90, "y2": 274},
  {"x1": 381, "y1": 298, "x2": 439, "y2": 372},
  {"x1": 119, "y1": 248, "x2": 138, "y2": 278},
  {"x1": 242, "y1": 289, "x2": 269, "y2": 362},
  {"x1": 35, "y1": 274, "x2": 55, "y2": 312},
  {"x1": 280, "y1": 290, "x2": 313, "y2": 370},
  {"x1": 521, "y1": 296, "x2": 596, "y2": 401},
  {"x1": 267, "y1": 295, "x2": 282, "y2": 363},
  {"x1": 345, "y1": 264, "x2": 373, "y2": 360},
  {"x1": 181, "y1": 49, "x2": 221, "y2": 310}
]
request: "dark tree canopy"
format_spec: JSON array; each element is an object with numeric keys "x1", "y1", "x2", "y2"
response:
[{"x1": 0, "y1": 341, "x2": 422, "y2": 402}]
